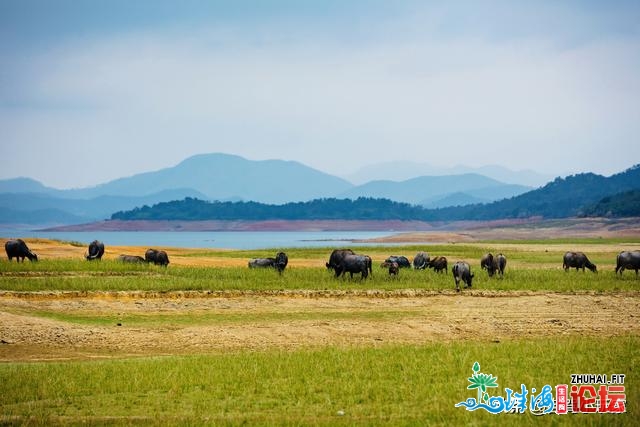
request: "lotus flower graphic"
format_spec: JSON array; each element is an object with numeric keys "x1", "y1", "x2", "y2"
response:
[{"x1": 467, "y1": 362, "x2": 499, "y2": 403}]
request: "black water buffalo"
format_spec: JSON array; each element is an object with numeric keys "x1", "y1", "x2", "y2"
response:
[
  {"x1": 117, "y1": 255, "x2": 146, "y2": 263},
  {"x1": 5, "y1": 239, "x2": 37, "y2": 262},
  {"x1": 616, "y1": 250, "x2": 640, "y2": 276},
  {"x1": 495, "y1": 253, "x2": 507, "y2": 278},
  {"x1": 381, "y1": 255, "x2": 411, "y2": 269},
  {"x1": 452, "y1": 261, "x2": 474, "y2": 292},
  {"x1": 145, "y1": 249, "x2": 169, "y2": 266},
  {"x1": 413, "y1": 252, "x2": 429, "y2": 270},
  {"x1": 326, "y1": 249, "x2": 355, "y2": 271},
  {"x1": 563, "y1": 251, "x2": 597, "y2": 273},
  {"x1": 275, "y1": 251, "x2": 288, "y2": 274},
  {"x1": 248, "y1": 257, "x2": 276, "y2": 268},
  {"x1": 388, "y1": 261, "x2": 399, "y2": 276},
  {"x1": 427, "y1": 256, "x2": 448, "y2": 273},
  {"x1": 480, "y1": 253, "x2": 496, "y2": 277},
  {"x1": 335, "y1": 254, "x2": 371, "y2": 280},
  {"x1": 85, "y1": 240, "x2": 105, "y2": 261}
]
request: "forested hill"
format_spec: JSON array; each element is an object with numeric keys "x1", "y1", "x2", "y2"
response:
[
  {"x1": 111, "y1": 165, "x2": 640, "y2": 221},
  {"x1": 580, "y1": 190, "x2": 640, "y2": 218},
  {"x1": 428, "y1": 164, "x2": 640, "y2": 220},
  {"x1": 111, "y1": 197, "x2": 426, "y2": 221}
]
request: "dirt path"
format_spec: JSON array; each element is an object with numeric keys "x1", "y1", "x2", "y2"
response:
[{"x1": 1, "y1": 291, "x2": 638, "y2": 362}]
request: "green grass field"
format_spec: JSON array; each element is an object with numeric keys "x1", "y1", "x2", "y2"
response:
[
  {"x1": 1, "y1": 338, "x2": 637, "y2": 425},
  {"x1": 1, "y1": 240, "x2": 638, "y2": 425}
]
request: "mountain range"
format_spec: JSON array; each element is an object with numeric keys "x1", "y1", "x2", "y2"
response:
[
  {"x1": 0, "y1": 153, "x2": 538, "y2": 226},
  {"x1": 110, "y1": 164, "x2": 640, "y2": 222},
  {"x1": 424, "y1": 165, "x2": 640, "y2": 220},
  {"x1": 344, "y1": 161, "x2": 554, "y2": 187}
]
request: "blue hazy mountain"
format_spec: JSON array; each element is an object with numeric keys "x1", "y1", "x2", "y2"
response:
[
  {"x1": 3, "y1": 153, "x2": 627, "y2": 226},
  {"x1": 344, "y1": 161, "x2": 553, "y2": 187},
  {"x1": 339, "y1": 174, "x2": 532, "y2": 206},
  {"x1": 61, "y1": 153, "x2": 354, "y2": 203}
]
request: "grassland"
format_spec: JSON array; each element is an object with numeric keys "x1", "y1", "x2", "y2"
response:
[{"x1": 0, "y1": 238, "x2": 638, "y2": 425}]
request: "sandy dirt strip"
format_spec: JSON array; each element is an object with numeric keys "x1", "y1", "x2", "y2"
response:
[{"x1": 1, "y1": 291, "x2": 638, "y2": 362}]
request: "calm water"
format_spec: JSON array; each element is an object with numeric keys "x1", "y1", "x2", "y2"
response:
[{"x1": 0, "y1": 230, "x2": 399, "y2": 250}]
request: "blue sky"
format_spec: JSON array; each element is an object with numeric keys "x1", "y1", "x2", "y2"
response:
[{"x1": 1, "y1": 0, "x2": 639, "y2": 189}]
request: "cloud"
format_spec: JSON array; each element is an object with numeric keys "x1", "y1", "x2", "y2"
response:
[{"x1": 1, "y1": 2, "x2": 639, "y2": 187}]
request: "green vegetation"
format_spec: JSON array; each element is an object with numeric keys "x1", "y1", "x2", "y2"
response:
[
  {"x1": 0, "y1": 255, "x2": 637, "y2": 293},
  {"x1": 111, "y1": 196, "x2": 427, "y2": 221},
  {"x1": 581, "y1": 189, "x2": 640, "y2": 217},
  {"x1": 1, "y1": 241, "x2": 638, "y2": 292},
  {"x1": 1, "y1": 337, "x2": 637, "y2": 425}
]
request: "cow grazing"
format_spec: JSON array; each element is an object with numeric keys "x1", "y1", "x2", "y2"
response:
[
  {"x1": 413, "y1": 252, "x2": 429, "y2": 270},
  {"x1": 145, "y1": 249, "x2": 170, "y2": 266},
  {"x1": 452, "y1": 261, "x2": 474, "y2": 292},
  {"x1": 616, "y1": 250, "x2": 640, "y2": 276},
  {"x1": 480, "y1": 253, "x2": 496, "y2": 277},
  {"x1": 85, "y1": 240, "x2": 105, "y2": 261},
  {"x1": 495, "y1": 253, "x2": 507, "y2": 278},
  {"x1": 275, "y1": 251, "x2": 288, "y2": 274},
  {"x1": 335, "y1": 254, "x2": 370, "y2": 280},
  {"x1": 326, "y1": 249, "x2": 355, "y2": 271},
  {"x1": 248, "y1": 257, "x2": 276, "y2": 268},
  {"x1": 427, "y1": 256, "x2": 448, "y2": 273},
  {"x1": 388, "y1": 261, "x2": 399, "y2": 276},
  {"x1": 5, "y1": 239, "x2": 37, "y2": 262},
  {"x1": 563, "y1": 251, "x2": 597, "y2": 273},
  {"x1": 117, "y1": 255, "x2": 146, "y2": 263},
  {"x1": 381, "y1": 255, "x2": 411, "y2": 269}
]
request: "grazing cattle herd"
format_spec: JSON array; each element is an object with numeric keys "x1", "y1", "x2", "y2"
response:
[{"x1": 3, "y1": 239, "x2": 640, "y2": 290}]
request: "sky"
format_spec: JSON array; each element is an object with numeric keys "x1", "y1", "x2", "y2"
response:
[{"x1": 1, "y1": 0, "x2": 639, "y2": 189}]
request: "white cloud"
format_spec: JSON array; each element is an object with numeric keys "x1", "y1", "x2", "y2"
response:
[{"x1": 1, "y1": 3, "x2": 639, "y2": 187}]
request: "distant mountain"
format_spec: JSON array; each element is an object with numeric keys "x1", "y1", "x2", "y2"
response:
[
  {"x1": 339, "y1": 174, "x2": 532, "y2": 206},
  {"x1": 344, "y1": 161, "x2": 553, "y2": 187},
  {"x1": 0, "y1": 177, "x2": 52, "y2": 194},
  {"x1": 61, "y1": 153, "x2": 354, "y2": 203},
  {"x1": 0, "y1": 153, "x2": 356, "y2": 225},
  {"x1": 421, "y1": 192, "x2": 489, "y2": 209},
  {"x1": 0, "y1": 206, "x2": 87, "y2": 226},
  {"x1": 3, "y1": 153, "x2": 635, "y2": 227},
  {"x1": 0, "y1": 189, "x2": 208, "y2": 226},
  {"x1": 424, "y1": 165, "x2": 640, "y2": 220}
]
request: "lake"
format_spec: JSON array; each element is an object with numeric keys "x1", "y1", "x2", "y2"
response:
[{"x1": 0, "y1": 230, "x2": 400, "y2": 250}]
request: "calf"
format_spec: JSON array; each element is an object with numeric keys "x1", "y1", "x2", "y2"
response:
[
  {"x1": 427, "y1": 256, "x2": 448, "y2": 273},
  {"x1": 388, "y1": 261, "x2": 399, "y2": 276},
  {"x1": 381, "y1": 255, "x2": 411, "y2": 269}
]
